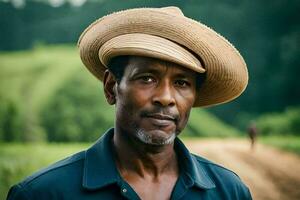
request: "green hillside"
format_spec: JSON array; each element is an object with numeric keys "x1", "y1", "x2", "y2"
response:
[{"x1": 0, "y1": 45, "x2": 240, "y2": 142}]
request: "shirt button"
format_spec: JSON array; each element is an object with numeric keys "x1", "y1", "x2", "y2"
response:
[{"x1": 122, "y1": 188, "x2": 127, "y2": 193}]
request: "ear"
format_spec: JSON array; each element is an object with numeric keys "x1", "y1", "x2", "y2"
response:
[{"x1": 103, "y1": 70, "x2": 117, "y2": 105}]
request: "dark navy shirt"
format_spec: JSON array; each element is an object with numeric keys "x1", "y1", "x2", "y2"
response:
[{"x1": 7, "y1": 128, "x2": 252, "y2": 200}]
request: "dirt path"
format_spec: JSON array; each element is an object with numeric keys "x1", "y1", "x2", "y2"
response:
[{"x1": 185, "y1": 139, "x2": 300, "y2": 200}]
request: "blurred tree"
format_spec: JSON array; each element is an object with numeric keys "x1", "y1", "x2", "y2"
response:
[
  {"x1": 256, "y1": 107, "x2": 300, "y2": 135},
  {"x1": 41, "y1": 73, "x2": 115, "y2": 142},
  {"x1": 0, "y1": 99, "x2": 22, "y2": 141}
]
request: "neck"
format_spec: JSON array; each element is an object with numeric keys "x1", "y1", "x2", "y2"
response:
[{"x1": 112, "y1": 128, "x2": 179, "y2": 178}]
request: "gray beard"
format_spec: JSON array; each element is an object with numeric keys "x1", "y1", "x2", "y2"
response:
[{"x1": 136, "y1": 129, "x2": 176, "y2": 146}]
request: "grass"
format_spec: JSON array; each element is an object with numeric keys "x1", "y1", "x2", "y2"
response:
[
  {"x1": 0, "y1": 45, "x2": 81, "y2": 114},
  {"x1": 259, "y1": 135, "x2": 300, "y2": 155},
  {"x1": 184, "y1": 109, "x2": 241, "y2": 137},
  {"x1": 0, "y1": 45, "x2": 83, "y2": 140}
]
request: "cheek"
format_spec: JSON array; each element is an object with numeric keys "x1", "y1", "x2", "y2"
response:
[
  {"x1": 176, "y1": 85, "x2": 197, "y2": 104},
  {"x1": 179, "y1": 106, "x2": 192, "y2": 124},
  {"x1": 116, "y1": 87, "x2": 150, "y2": 114},
  {"x1": 177, "y1": 90, "x2": 196, "y2": 109},
  {"x1": 176, "y1": 94, "x2": 195, "y2": 125},
  {"x1": 175, "y1": 107, "x2": 192, "y2": 134}
]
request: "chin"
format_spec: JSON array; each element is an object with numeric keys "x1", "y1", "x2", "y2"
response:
[{"x1": 136, "y1": 129, "x2": 176, "y2": 146}]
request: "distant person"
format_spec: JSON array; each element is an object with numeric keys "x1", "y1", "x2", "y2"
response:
[
  {"x1": 248, "y1": 122, "x2": 258, "y2": 150},
  {"x1": 7, "y1": 7, "x2": 252, "y2": 200}
]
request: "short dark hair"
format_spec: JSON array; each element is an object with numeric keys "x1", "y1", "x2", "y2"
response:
[
  {"x1": 107, "y1": 56, "x2": 206, "y2": 88},
  {"x1": 196, "y1": 71, "x2": 206, "y2": 89},
  {"x1": 107, "y1": 56, "x2": 129, "y2": 83}
]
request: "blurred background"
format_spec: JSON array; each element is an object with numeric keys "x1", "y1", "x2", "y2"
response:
[{"x1": 0, "y1": 0, "x2": 299, "y2": 199}]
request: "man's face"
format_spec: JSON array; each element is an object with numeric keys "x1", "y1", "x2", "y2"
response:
[{"x1": 112, "y1": 56, "x2": 197, "y2": 146}]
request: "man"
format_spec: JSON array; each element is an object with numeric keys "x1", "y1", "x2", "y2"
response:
[
  {"x1": 248, "y1": 121, "x2": 258, "y2": 150},
  {"x1": 7, "y1": 7, "x2": 251, "y2": 200}
]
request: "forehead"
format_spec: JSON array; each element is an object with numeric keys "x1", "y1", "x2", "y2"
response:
[{"x1": 125, "y1": 56, "x2": 197, "y2": 77}]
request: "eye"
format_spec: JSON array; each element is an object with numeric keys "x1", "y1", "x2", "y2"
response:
[
  {"x1": 174, "y1": 79, "x2": 190, "y2": 87},
  {"x1": 139, "y1": 75, "x2": 156, "y2": 83}
]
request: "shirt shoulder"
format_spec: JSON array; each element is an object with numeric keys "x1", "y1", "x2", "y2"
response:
[
  {"x1": 7, "y1": 151, "x2": 85, "y2": 200},
  {"x1": 191, "y1": 154, "x2": 252, "y2": 200},
  {"x1": 192, "y1": 153, "x2": 241, "y2": 179}
]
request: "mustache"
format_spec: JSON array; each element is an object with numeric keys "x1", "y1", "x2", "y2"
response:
[{"x1": 140, "y1": 108, "x2": 179, "y2": 122}]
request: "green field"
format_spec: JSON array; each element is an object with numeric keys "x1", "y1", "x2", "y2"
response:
[{"x1": 260, "y1": 136, "x2": 300, "y2": 155}]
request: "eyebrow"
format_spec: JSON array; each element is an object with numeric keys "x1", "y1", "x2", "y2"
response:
[
  {"x1": 132, "y1": 63, "x2": 196, "y2": 76},
  {"x1": 132, "y1": 68, "x2": 161, "y2": 75},
  {"x1": 128, "y1": 63, "x2": 162, "y2": 76}
]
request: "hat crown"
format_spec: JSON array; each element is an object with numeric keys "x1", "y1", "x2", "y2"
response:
[{"x1": 159, "y1": 6, "x2": 184, "y2": 16}]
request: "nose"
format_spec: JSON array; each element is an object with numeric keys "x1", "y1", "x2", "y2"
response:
[{"x1": 152, "y1": 81, "x2": 176, "y2": 107}]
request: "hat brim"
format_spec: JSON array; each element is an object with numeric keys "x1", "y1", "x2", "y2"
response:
[
  {"x1": 78, "y1": 7, "x2": 248, "y2": 107},
  {"x1": 99, "y1": 33, "x2": 205, "y2": 73}
]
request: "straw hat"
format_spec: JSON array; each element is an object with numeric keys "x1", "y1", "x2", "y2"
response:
[{"x1": 78, "y1": 6, "x2": 248, "y2": 107}]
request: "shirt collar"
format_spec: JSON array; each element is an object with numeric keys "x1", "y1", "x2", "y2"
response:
[
  {"x1": 174, "y1": 138, "x2": 216, "y2": 190},
  {"x1": 83, "y1": 128, "x2": 121, "y2": 190},
  {"x1": 82, "y1": 128, "x2": 215, "y2": 190}
]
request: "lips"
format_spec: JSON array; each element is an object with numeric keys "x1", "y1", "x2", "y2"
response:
[
  {"x1": 145, "y1": 113, "x2": 176, "y2": 127},
  {"x1": 146, "y1": 113, "x2": 175, "y2": 121}
]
